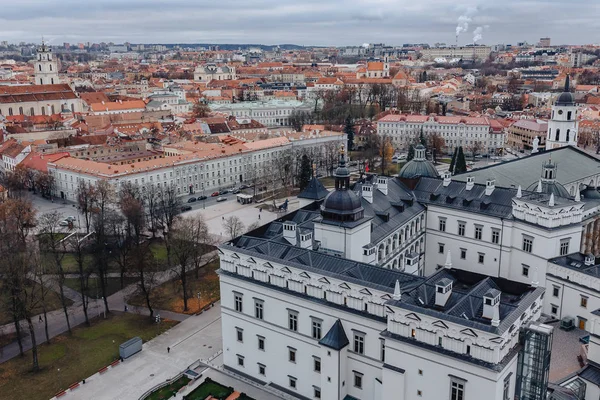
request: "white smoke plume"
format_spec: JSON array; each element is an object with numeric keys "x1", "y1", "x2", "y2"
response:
[
  {"x1": 455, "y1": 15, "x2": 472, "y2": 36},
  {"x1": 472, "y1": 25, "x2": 490, "y2": 43}
]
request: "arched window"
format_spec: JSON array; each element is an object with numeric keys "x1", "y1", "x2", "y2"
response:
[
  {"x1": 567, "y1": 111, "x2": 572, "y2": 120},
  {"x1": 38, "y1": 64, "x2": 42, "y2": 71},
  {"x1": 566, "y1": 129, "x2": 570, "y2": 142},
  {"x1": 30, "y1": 107, "x2": 35, "y2": 116},
  {"x1": 51, "y1": 78, "x2": 54, "y2": 84},
  {"x1": 8, "y1": 107, "x2": 13, "y2": 116},
  {"x1": 51, "y1": 105, "x2": 55, "y2": 114},
  {"x1": 19, "y1": 107, "x2": 23, "y2": 115},
  {"x1": 71, "y1": 104, "x2": 75, "y2": 113},
  {"x1": 548, "y1": 128, "x2": 551, "y2": 139},
  {"x1": 545, "y1": 170, "x2": 548, "y2": 179},
  {"x1": 552, "y1": 110, "x2": 554, "y2": 119},
  {"x1": 49, "y1": 64, "x2": 52, "y2": 71},
  {"x1": 555, "y1": 129, "x2": 560, "y2": 141},
  {"x1": 39, "y1": 78, "x2": 43, "y2": 85},
  {"x1": 41, "y1": 107, "x2": 46, "y2": 116}
]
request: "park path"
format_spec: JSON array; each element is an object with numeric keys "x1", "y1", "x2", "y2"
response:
[{"x1": 0, "y1": 250, "x2": 217, "y2": 364}]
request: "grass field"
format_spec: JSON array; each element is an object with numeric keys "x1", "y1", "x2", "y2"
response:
[
  {"x1": 0, "y1": 313, "x2": 178, "y2": 400},
  {"x1": 145, "y1": 375, "x2": 191, "y2": 400},
  {"x1": 0, "y1": 282, "x2": 69, "y2": 326},
  {"x1": 63, "y1": 277, "x2": 138, "y2": 299},
  {"x1": 149, "y1": 240, "x2": 169, "y2": 266},
  {"x1": 129, "y1": 261, "x2": 220, "y2": 315},
  {"x1": 184, "y1": 378, "x2": 233, "y2": 400}
]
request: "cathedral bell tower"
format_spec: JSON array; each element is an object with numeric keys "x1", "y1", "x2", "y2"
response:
[
  {"x1": 35, "y1": 40, "x2": 59, "y2": 85},
  {"x1": 546, "y1": 74, "x2": 578, "y2": 150}
]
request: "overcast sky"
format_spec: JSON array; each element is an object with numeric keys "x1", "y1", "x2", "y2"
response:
[{"x1": 0, "y1": 0, "x2": 597, "y2": 46}]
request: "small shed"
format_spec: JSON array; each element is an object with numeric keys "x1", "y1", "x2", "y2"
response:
[{"x1": 119, "y1": 337, "x2": 142, "y2": 359}]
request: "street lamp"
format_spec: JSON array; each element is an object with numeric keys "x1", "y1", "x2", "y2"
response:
[{"x1": 197, "y1": 291, "x2": 201, "y2": 312}]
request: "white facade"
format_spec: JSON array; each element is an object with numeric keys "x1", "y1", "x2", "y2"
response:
[
  {"x1": 194, "y1": 64, "x2": 236, "y2": 82},
  {"x1": 545, "y1": 96, "x2": 578, "y2": 150},
  {"x1": 34, "y1": 43, "x2": 59, "y2": 85},
  {"x1": 210, "y1": 100, "x2": 313, "y2": 127}
]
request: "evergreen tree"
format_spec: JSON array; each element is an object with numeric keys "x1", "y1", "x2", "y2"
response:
[
  {"x1": 298, "y1": 155, "x2": 312, "y2": 190},
  {"x1": 407, "y1": 144, "x2": 415, "y2": 161},
  {"x1": 455, "y1": 146, "x2": 468, "y2": 174},
  {"x1": 419, "y1": 127, "x2": 427, "y2": 147},
  {"x1": 449, "y1": 147, "x2": 458, "y2": 174},
  {"x1": 344, "y1": 117, "x2": 355, "y2": 151}
]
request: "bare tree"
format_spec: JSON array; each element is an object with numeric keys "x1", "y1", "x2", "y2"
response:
[
  {"x1": 76, "y1": 181, "x2": 97, "y2": 233},
  {"x1": 38, "y1": 211, "x2": 72, "y2": 334},
  {"x1": 223, "y1": 216, "x2": 245, "y2": 240}
]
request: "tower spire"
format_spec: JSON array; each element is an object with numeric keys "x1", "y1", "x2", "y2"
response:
[{"x1": 565, "y1": 73, "x2": 570, "y2": 92}]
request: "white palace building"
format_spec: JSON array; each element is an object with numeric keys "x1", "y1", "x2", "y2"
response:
[{"x1": 217, "y1": 81, "x2": 600, "y2": 400}]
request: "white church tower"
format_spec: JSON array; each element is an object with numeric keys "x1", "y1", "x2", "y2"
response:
[
  {"x1": 546, "y1": 74, "x2": 578, "y2": 150},
  {"x1": 35, "y1": 41, "x2": 59, "y2": 85}
]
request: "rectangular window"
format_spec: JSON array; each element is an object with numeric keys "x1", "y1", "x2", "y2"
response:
[
  {"x1": 236, "y1": 327, "x2": 243, "y2": 342},
  {"x1": 314, "y1": 357, "x2": 321, "y2": 372},
  {"x1": 289, "y1": 347, "x2": 296, "y2": 363},
  {"x1": 288, "y1": 311, "x2": 298, "y2": 332},
  {"x1": 503, "y1": 376, "x2": 510, "y2": 400},
  {"x1": 551, "y1": 304, "x2": 558, "y2": 315},
  {"x1": 289, "y1": 376, "x2": 297, "y2": 389},
  {"x1": 354, "y1": 372, "x2": 363, "y2": 389},
  {"x1": 314, "y1": 387, "x2": 321, "y2": 399},
  {"x1": 257, "y1": 336, "x2": 265, "y2": 351},
  {"x1": 353, "y1": 333, "x2": 365, "y2": 354},
  {"x1": 254, "y1": 300, "x2": 263, "y2": 320},
  {"x1": 581, "y1": 296, "x2": 588, "y2": 309},
  {"x1": 522, "y1": 265, "x2": 529, "y2": 277},
  {"x1": 522, "y1": 236, "x2": 533, "y2": 253},
  {"x1": 438, "y1": 243, "x2": 445, "y2": 254},
  {"x1": 478, "y1": 253, "x2": 485, "y2": 264},
  {"x1": 258, "y1": 363, "x2": 265, "y2": 376},
  {"x1": 439, "y1": 218, "x2": 446, "y2": 232},
  {"x1": 552, "y1": 286, "x2": 560, "y2": 297},
  {"x1": 234, "y1": 293, "x2": 243, "y2": 312},
  {"x1": 237, "y1": 355, "x2": 244, "y2": 367},
  {"x1": 311, "y1": 318, "x2": 322, "y2": 339},
  {"x1": 492, "y1": 229, "x2": 500, "y2": 244},
  {"x1": 474, "y1": 225, "x2": 483, "y2": 240},
  {"x1": 458, "y1": 222, "x2": 465, "y2": 236},
  {"x1": 560, "y1": 239, "x2": 570, "y2": 256},
  {"x1": 451, "y1": 380, "x2": 465, "y2": 400},
  {"x1": 460, "y1": 248, "x2": 467, "y2": 259}
]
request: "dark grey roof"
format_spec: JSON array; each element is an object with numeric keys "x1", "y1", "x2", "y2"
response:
[
  {"x1": 413, "y1": 177, "x2": 516, "y2": 219},
  {"x1": 556, "y1": 92, "x2": 575, "y2": 106},
  {"x1": 398, "y1": 158, "x2": 440, "y2": 180},
  {"x1": 547, "y1": 383, "x2": 580, "y2": 400},
  {"x1": 298, "y1": 176, "x2": 329, "y2": 201},
  {"x1": 548, "y1": 253, "x2": 600, "y2": 285},
  {"x1": 525, "y1": 180, "x2": 571, "y2": 199},
  {"x1": 319, "y1": 319, "x2": 349, "y2": 350},
  {"x1": 322, "y1": 190, "x2": 363, "y2": 215},
  {"x1": 354, "y1": 177, "x2": 426, "y2": 245},
  {"x1": 581, "y1": 187, "x2": 600, "y2": 199},
  {"x1": 453, "y1": 146, "x2": 600, "y2": 189},
  {"x1": 579, "y1": 362, "x2": 600, "y2": 386},
  {"x1": 437, "y1": 278, "x2": 453, "y2": 287},
  {"x1": 388, "y1": 268, "x2": 543, "y2": 334}
]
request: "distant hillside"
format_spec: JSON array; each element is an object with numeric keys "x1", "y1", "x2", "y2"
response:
[{"x1": 159, "y1": 43, "x2": 305, "y2": 51}]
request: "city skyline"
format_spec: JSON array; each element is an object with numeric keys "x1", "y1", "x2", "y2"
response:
[{"x1": 1, "y1": 0, "x2": 599, "y2": 46}]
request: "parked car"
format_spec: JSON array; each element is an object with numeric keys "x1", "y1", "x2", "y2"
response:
[
  {"x1": 219, "y1": 189, "x2": 229, "y2": 195},
  {"x1": 59, "y1": 220, "x2": 70, "y2": 227},
  {"x1": 180, "y1": 205, "x2": 192, "y2": 212},
  {"x1": 65, "y1": 216, "x2": 76, "y2": 222},
  {"x1": 198, "y1": 195, "x2": 207, "y2": 200},
  {"x1": 211, "y1": 191, "x2": 219, "y2": 197},
  {"x1": 187, "y1": 197, "x2": 197, "y2": 203},
  {"x1": 239, "y1": 184, "x2": 249, "y2": 189},
  {"x1": 217, "y1": 197, "x2": 227, "y2": 202},
  {"x1": 232, "y1": 189, "x2": 240, "y2": 194}
]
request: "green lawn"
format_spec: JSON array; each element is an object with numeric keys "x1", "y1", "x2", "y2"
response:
[
  {"x1": 41, "y1": 252, "x2": 96, "y2": 274},
  {"x1": 149, "y1": 240, "x2": 169, "y2": 265},
  {"x1": 184, "y1": 378, "x2": 233, "y2": 400},
  {"x1": 145, "y1": 375, "x2": 191, "y2": 400},
  {"x1": 128, "y1": 261, "x2": 220, "y2": 315},
  {"x1": 0, "y1": 313, "x2": 178, "y2": 400},
  {"x1": 63, "y1": 277, "x2": 138, "y2": 299},
  {"x1": 0, "y1": 281, "x2": 70, "y2": 326}
]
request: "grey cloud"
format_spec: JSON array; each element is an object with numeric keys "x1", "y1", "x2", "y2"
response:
[{"x1": 0, "y1": 0, "x2": 597, "y2": 46}]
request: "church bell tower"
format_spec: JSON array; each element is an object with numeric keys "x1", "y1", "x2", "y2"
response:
[
  {"x1": 546, "y1": 75, "x2": 578, "y2": 150},
  {"x1": 35, "y1": 40, "x2": 59, "y2": 85}
]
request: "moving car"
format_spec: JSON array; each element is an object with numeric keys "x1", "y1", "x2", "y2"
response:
[
  {"x1": 187, "y1": 197, "x2": 197, "y2": 203},
  {"x1": 198, "y1": 195, "x2": 207, "y2": 201},
  {"x1": 180, "y1": 205, "x2": 192, "y2": 212},
  {"x1": 211, "y1": 191, "x2": 219, "y2": 197},
  {"x1": 219, "y1": 189, "x2": 229, "y2": 195},
  {"x1": 216, "y1": 197, "x2": 227, "y2": 202}
]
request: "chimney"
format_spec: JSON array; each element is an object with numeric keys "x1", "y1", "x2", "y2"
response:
[
  {"x1": 443, "y1": 171, "x2": 451, "y2": 187},
  {"x1": 444, "y1": 251, "x2": 452, "y2": 268},
  {"x1": 283, "y1": 221, "x2": 296, "y2": 245},
  {"x1": 485, "y1": 178, "x2": 495, "y2": 196},
  {"x1": 435, "y1": 278, "x2": 453, "y2": 307},
  {"x1": 482, "y1": 289, "x2": 501, "y2": 327},
  {"x1": 465, "y1": 176, "x2": 474, "y2": 191},
  {"x1": 585, "y1": 254, "x2": 596, "y2": 266},
  {"x1": 362, "y1": 184, "x2": 373, "y2": 203},
  {"x1": 377, "y1": 177, "x2": 388, "y2": 195}
]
